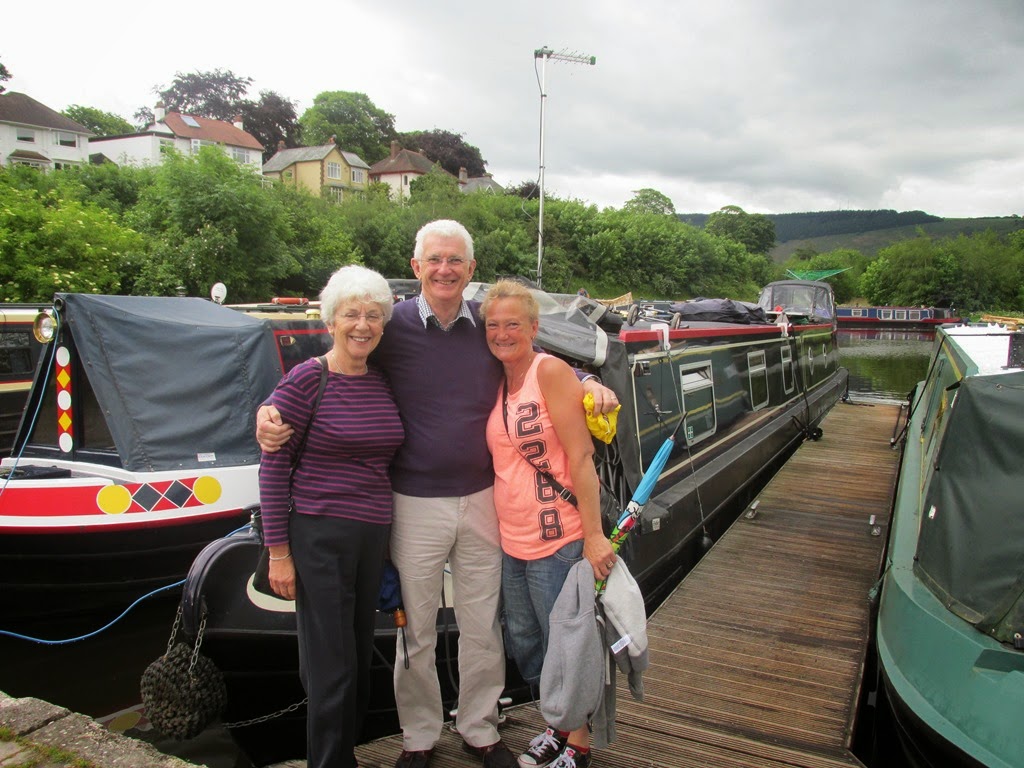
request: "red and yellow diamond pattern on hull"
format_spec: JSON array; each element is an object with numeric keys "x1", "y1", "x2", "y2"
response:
[
  {"x1": 55, "y1": 345, "x2": 74, "y2": 453},
  {"x1": 95, "y1": 476, "x2": 222, "y2": 515}
]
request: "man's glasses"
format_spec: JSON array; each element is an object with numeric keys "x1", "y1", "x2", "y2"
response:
[
  {"x1": 340, "y1": 310, "x2": 385, "y2": 324},
  {"x1": 423, "y1": 256, "x2": 467, "y2": 268}
]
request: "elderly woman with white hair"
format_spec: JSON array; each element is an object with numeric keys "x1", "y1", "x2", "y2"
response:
[{"x1": 259, "y1": 264, "x2": 405, "y2": 768}]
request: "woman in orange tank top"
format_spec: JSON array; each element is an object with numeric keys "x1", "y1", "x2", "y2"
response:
[{"x1": 482, "y1": 280, "x2": 615, "y2": 768}]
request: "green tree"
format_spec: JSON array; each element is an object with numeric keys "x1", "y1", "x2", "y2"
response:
[
  {"x1": 270, "y1": 184, "x2": 362, "y2": 296},
  {"x1": 946, "y1": 231, "x2": 1024, "y2": 313},
  {"x1": 127, "y1": 148, "x2": 298, "y2": 300},
  {"x1": 623, "y1": 188, "x2": 676, "y2": 216},
  {"x1": 300, "y1": 91, "x2": 397, "y2": 164},
  {"x1": 705, "y1": 205, "x2": 776, "y2": 255},
  {"x1": 860, "y1": 236, "x2": 957, "y2": 307},
  {"x1": 398, "y1": 129, "x2": 486, "y2": 177},
  {"x1": 0, "y1": 58, "x2": 12, "y2": 94},
  {"x1": 334, "y1": 192, "x2": 418, "y2": 278},
  {"x1": 0, "y1": 173, "x2": 142, "y2": 301},
  {"x1": 238, "y1": 90, "x2": 302, "y2": 162},
  {"x1": 505, "y1": 180, "x2": 538, "y2": 199},
  {"x1": 155, "y1": 68, "x2": 253, "y2": 121},
  {"x1": 787, "y1": 248, "x2": 866, "y2": 303},
  {"x1": 409, "y1": 166, "x2": 462, "y2": 209},
  {"x1": 62, "y1": 105, "x2": 135, "y2": 136}
]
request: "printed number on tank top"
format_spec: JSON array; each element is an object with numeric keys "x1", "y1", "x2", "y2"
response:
[
  {"x1": 538, "y1": 508, "x2": 564, "y2": 541},
  {"x1": 515, "y1": 401, "x2": 564, "y2": 541}
]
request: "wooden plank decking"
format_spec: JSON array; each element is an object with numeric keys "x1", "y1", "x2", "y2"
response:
[{"x1": 355, "y1": 401, "x2": 903, "y2": 768}]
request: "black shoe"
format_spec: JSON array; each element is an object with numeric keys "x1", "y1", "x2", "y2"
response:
[
  {"x1": 395, "y1": 748, "x2": 434, "y2": 768},
  {"x1": 518, "y1": 727, "x2": 568, "y2": 768},
  {"x1": 463, "y1": 739, "x2": 518, "y2": 768},
  {"x1": 548, "y1": 745, "x2": 591, "y2": 768}
]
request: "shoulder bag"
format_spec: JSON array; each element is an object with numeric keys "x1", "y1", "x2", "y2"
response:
[{"x1": 252, "y1": 356, "x2": 329, "y2": 597}]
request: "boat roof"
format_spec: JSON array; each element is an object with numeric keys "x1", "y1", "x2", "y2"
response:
[{"x1": 942, "y1": 323, "x2": 1023, "y2": 376}]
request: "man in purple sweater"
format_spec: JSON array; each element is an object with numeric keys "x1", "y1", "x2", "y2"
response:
[{"x1": 259, "y1": 220, "x2": 618, "y2": 768}]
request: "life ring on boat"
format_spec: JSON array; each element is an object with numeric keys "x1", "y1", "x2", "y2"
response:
[{"x1": 271, "y1": 297, "x2": 309, "y2": 305}]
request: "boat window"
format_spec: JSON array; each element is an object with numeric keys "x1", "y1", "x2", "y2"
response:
[
  {"x1": 747, "y1": 350, "x2": 769, "y2": 411},
  {"x1": 780, "y1": 345, "x2": 794, "y2": 394},
  {"x1": 851, "y1": 308, "x2": 866, "y2": 317},
  {"x1": 895, "y1": 310, "x2": 907, "y2": 321},
  {"x1": 0, "y1": 329, "x2": 33, "y2": 378},
  {"x1": 273, "y1": 326, "x2": 332, "y2": 373},
  {"x1": 25, "y1": 370, "x2": 58, "y2": 447},
  {"x1": 880, "y1": 309, "x2": 893, "y2": 320},
  {"x1": 678, "y1": 361, "x2": 716, "y2": 445},
  {"x1": 24, "y1": 349, "x2": 116, "y2": 456},
  {"x1": 920, "y1": 357, "x2": 949, "y2": 466},
  {"x1": 78, "y1": 370, "x2": 116, "y2": 452},
  {"x1": 910, "y1": 310, "x2": 922, "y2": 321}
]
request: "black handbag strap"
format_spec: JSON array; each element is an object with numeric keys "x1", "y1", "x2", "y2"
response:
[
  {"x1": 501, "y1": 379, "x2": 578, "y2": 508},
  {"x1": 289, "y1": 355, "x2": 329, "y2": 479}
]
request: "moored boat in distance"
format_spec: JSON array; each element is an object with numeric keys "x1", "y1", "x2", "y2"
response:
[
  {"x1": 837, "y1": 304, "x2": 962, "y2": 327},
  {"x1": 0, "y1": 293, "x2": 330, "y2": 637},
  {"x1": 178, "y1": 279, "x2": 849, "y2": 766},
  {"x1": 876, "y1": 322, "x2": 1024, "y2": 767}
]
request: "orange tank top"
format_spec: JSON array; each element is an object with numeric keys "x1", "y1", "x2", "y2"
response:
[{"x1": 485, "y1": 353, "x2": 584, "y2": 559}]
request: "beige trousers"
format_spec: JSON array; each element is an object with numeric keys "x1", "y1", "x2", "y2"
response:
[{"x1": 391, "y1": 488, "x2": 505, "y2": 751}]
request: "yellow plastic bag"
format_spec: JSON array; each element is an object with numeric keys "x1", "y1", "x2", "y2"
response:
[{"x1": 583, "y1": 391, "x2": 620, "y2": 444}]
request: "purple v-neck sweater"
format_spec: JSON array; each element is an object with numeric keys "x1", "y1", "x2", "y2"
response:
[{"x1": 370, "y1": 298, "x2": 503, "y2": 497}]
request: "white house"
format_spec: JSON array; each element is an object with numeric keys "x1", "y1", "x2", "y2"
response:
[
  {"x1": 88, "y1": 103, "x2": 264, "y2": 171},
  {"x1": 369, "y1": 141, "x2": 446, "y2": 201},
  {"x1": 0, "y1": 92, "x2": 92, "y2": 169}
]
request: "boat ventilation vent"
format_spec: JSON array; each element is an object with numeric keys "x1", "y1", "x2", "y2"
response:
[{"x1": 1008, "y1": 332, "x2": 1024, "y2": 369}]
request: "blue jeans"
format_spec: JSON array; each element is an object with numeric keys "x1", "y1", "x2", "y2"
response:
[{"x1": 501, "y1": 539, "x2": 584, "y2": 686}]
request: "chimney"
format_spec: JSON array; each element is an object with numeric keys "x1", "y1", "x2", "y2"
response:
[
  {"x1": 459, "y1": 167, "x2": 468, "y2": 183},
  {"x1": 233, "y1": 114, "x2": 244, "y2": 130},
  {"x1": 390, "y1": 140, "x2": 400, "y2": 159},
  {"x1": 154, "y1": 101, "x2": 166, "y2": 122},
  {"x1": 277, "y1": 140, "x2": 286, "y2": 151}
]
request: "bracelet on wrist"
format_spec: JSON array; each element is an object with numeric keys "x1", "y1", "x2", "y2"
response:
[{"x1": 268, "y1": 551, "x2": 292, "y2": 561}]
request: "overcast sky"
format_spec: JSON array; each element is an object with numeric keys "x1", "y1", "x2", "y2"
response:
[{"x1": 5, "y1": 0, "x2": 1022, "y2": 217}]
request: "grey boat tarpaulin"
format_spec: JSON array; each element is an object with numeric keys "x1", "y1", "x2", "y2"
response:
[
  {"x1": 914, "y1": 370, "x2": 1024, "y2": 644},
  {"x1": 57, "y1": 293, "x2": 284, "y2": 472}
]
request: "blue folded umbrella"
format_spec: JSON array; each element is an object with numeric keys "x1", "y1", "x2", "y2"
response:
[{"x1": 378, "y1": 560, "x2": 403, "y2": 614}]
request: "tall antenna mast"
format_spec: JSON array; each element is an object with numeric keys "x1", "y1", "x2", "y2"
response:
[{"x1": 534, "y1": 46, "x2": 596, "y2": 289}]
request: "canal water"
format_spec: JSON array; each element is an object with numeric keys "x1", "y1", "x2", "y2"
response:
[
  {"x1": 0, "y1": 328, "x2": 936, "y2": 767},
  {"x1": 838, "y1": 328, "x2": 935, "y2": 403}
]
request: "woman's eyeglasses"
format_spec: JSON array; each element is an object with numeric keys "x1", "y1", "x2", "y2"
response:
[{"x1": 340, "y1": 311, "x2": 385, "y2": 324}]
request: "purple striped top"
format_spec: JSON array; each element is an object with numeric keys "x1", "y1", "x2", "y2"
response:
[{"x1": 259, "y1": 357, "x2": 404, "y2": 546}]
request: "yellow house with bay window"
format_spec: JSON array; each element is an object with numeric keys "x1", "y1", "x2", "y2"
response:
[{"x1": 263, "y1": 142, "x2": 370, "y2": 201}]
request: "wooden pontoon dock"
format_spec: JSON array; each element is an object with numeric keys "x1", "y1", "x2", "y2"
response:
[{"x1": 355, "y1": 401, "x2": 902, "y2": 768}]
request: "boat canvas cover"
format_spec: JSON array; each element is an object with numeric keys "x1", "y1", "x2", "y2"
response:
[
  {"x1": 756, "y1": 280, "x2": 835, "y2": 321},
  {"x1": 59, "y1": 293, "x2": 284, "y2": 472},
  {"x1": 534, "y1": 305, "x2": 644, "y2": 499},
  {"x1": 668, "y1": 298, "x2": 769, "y2": 325},
  {"x1": 914, "y1": 370, "x2": 1024, "y2": 645}
]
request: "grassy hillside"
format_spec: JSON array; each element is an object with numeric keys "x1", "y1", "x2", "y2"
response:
[{"x1": 769, "y1": 216, "x2": 1024, "y2": 263}]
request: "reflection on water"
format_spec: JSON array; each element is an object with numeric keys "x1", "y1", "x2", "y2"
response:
[{"x1": 839, "y1": 329, "x2": 934, "y2": 403}]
